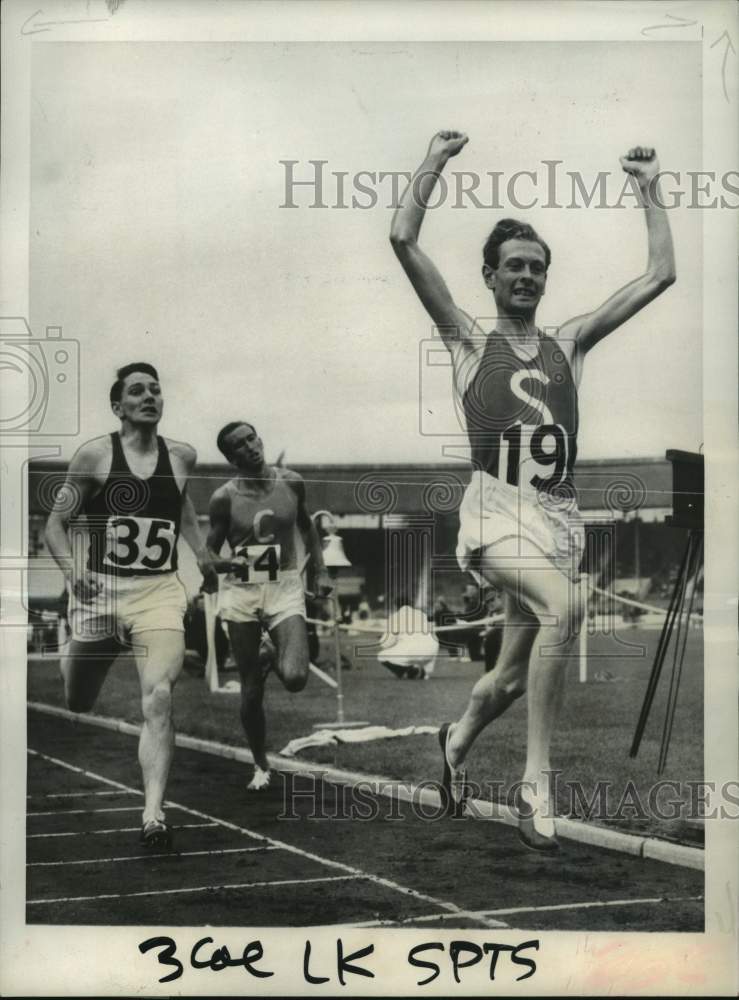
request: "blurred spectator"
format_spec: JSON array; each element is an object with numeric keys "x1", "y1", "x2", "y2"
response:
[
  {"x1": 378, "y1": 593, "x2": 438, "y2": 680},
  {"x1": 357, "y1": 589, "x2": 371, "y2": 621}
]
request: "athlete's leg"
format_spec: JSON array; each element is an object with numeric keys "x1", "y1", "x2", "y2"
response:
[
  {"x1": 447, "y1": 589, "x2": 537, "y2": 764},
  {"x1": 269, "y1": 614, "x2": 309, "y2": 693},
  {"x1": 133, "y1": 629, "x2": 185, "y2": 826},
  {"x1": 228, "y1": 621, "x2": 270, "y2": 772},
  {"x1": 61, "y1": 636, "x2": 121, "y2": 713},
  {"x1": 483, "y1": 623, "x2": 504, "y2": 673},
  {"x1": 448, "y1": 535, "x2": 583, "y2": 808}
]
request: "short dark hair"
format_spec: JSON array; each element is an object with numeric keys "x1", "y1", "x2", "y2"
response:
[
  {"x1": 109, "y1": 363, "x2": 160, "y2": 405},
  {"x1": 482, "y1": 218, "x2": 551, "y2": 271},
  {"x1": 216, "y1": 421, "x2": 257, "y2": 459}
]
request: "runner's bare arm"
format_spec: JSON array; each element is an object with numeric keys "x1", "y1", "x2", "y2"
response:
[
  {"x1": 164, "y1": 441, "x2": 217, "y2": 589},
  {"x1": 206, "y1": 490, "x2": 238, "y2": 573},
  {"x1": 166, "y1": 439, "x2": 197, "y2": 492},
  {"x1": 390, "y1": 131, "x2": 478, "y2": 354},
  {"x1": 44, "y1": 439, "x2": 107, "y2": 601},
  {"x1": 180, "y1": 490, "x2": 219, "y2": 593},
  {"x1": 567, "y1": 147, "x2": 676, "y2": 359},
  {"x1": 288, "y1": 471, "x2": 331, "y2": 595}
]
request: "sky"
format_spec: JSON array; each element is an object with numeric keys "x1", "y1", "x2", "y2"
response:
[{"x1": 29, "y1": 39, "x2": 703, "y2": 466}]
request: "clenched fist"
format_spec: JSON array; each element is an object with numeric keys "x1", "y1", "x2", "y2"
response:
[
  {"x1": 620, "y1": 146, "x2": 660, "y2": 187},
  {"x1": 427, "y1": 130, "x2": 469, "y2": 160}
]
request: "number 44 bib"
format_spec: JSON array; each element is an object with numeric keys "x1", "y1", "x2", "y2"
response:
[{"x1": 231, "y1": 544, "x2": 281, "y2": 584}]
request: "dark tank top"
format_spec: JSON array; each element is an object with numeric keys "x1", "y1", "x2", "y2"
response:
[
  {"x1": 462, "y1": 331, "x2": 578, "y2": 497},
  {"x1": 81, "y1": 432, "x2": 183, "y2": 576}
]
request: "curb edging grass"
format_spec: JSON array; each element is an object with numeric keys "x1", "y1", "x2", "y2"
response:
[{"x1": 28, "y1": 701, "x2": 704, "y2": 872}]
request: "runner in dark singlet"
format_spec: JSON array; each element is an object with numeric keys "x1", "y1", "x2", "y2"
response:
[
  {"x1": 207, "y1": 421, "x2": 331, "y2": 791},
  {"x1": 391, "y1": 133, "x2": 675, "y2": 851},
  {"x1": 45, "y1": 363, "x2": 217, "y2": 851}
]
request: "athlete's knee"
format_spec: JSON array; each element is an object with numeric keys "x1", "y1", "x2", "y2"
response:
[
  {"x1": 540, "y1": 586, "x2": 583, "y2": 639},
  {"x1": 282, "y1": 663, "x2": 308, "y2": 693},
  {"x1": 277, "y1": 641, "x2": 309, "y2": 693},
  {"x1": 141, "y1": 683, "x2": 173, "y2": 726}
]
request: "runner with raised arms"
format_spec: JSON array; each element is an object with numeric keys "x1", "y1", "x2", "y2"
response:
[{"x1": 391, "y1": 133, "x2": 675, "y2": 851}]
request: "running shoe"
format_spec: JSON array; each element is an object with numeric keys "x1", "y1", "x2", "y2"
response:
[
  {"x1": 140, "y1": 819, "x2": 173, "y2": 852},
  {"x1": 247, "y1": 766, "x2": 272, "y2": 791},
  {"x1": 515, "y1": 784, "x2": 560, "y2": 854},
  {"x1": 438, "y1": 722, "x2": 469, "y2": 817}
]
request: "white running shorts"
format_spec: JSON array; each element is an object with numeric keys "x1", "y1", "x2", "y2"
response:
[
  {"x1": 69, "y1": 571, "x2": 187, "y2": 643},
  {"x1": 456, "y1": 471, "x2": 585, "y2": 582},
  {"x1": 219, "y1": 569, "x2": 306, "y2": 630}
]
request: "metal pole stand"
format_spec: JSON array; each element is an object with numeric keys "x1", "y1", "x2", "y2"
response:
[
  {"x1": 203, "y1": 590, "x2": 222, "y2": 693},
  {"x1": 629, "y1": 528, "x2": 703, "y2": 772},
  {"x1": 578, "y1": 573, "x2": 589, "y2": 683},
  {"x1": 312, "y1": 589, "x2": 369, "y2": 731}
]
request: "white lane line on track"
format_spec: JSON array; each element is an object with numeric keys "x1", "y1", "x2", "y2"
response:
[
  {"x1": 337, "y1": 899, "x2": 703, "y2": 928},
  {"x1": 27, "y1": 746, "x2": 508, "y2": 930},
  {"x1": 28, "y1": 701, "x2": 704, "y2": 873},
  {"x1": 28, "y1": 823, "x2": 218, "y2": 838},
  {"x1": 28, "y1": 846, "x2": 280, "y2": 867},
  {"x1": 28, "y1": 874, "x2": 361, "y2": 906},
  {"x1": 29, "y1": 806, "x2": 145, "y2": 816},
  {"x1": 28, "y1": 790, "x2": 141, "y2": 799},
  {"x1": 158, "y1": 799, "x2": 509, "y2": 931},
  {"x1": 479, "y1": 894, "x2": 705, "y2": 917},
  {"x1": 338, "y1": 894, "x2": 706, "y2": 926},
  {"x1": 27, "y1": 747, "x2": 143, "y2": 793}
]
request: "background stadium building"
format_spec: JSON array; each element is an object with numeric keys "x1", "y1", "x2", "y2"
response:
[{"x1": 27, "y1": 456, "x2": 693, "y2": 626}]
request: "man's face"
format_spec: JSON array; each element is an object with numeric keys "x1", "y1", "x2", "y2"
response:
[
  {"x1": 113, "y1": 371, "x2": 163, "y2": 424},
  {"x1": 484, "y1": 238, "x2": 548, "y2": 317},
  {"x1": 225, "y1": 423, "x2": 264, "y2": 470}
]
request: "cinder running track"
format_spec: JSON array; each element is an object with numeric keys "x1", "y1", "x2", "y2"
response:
[{"x1": 26, "y1": 709, "x2": 703, "y2": 931}]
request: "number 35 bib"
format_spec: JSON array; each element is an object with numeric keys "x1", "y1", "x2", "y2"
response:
[
  {"x1": 81, "y1": 434, "x2": 184, "y2": 576},
  {"x1": 103, "y1": 516, "x2": 177, "y2": 572}
]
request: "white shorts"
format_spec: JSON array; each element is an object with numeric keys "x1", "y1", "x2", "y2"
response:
[
  {"x1": 219, "y1": 569, "x2": 306, "y2": 630},
  {"x1": 69, "y1": 571, "x2": 187, "y2": 643},
  {"x1": 456, "y1": 471, "x2": 585, "y2": 582}
]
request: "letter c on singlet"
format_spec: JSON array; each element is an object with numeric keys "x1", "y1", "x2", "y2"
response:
[
  {"x1": 510, "y1": 370, "x2": 554, "y2": 424},
  {"x1": 253, "y1": 509, "x2": 275, "y2": 543}
]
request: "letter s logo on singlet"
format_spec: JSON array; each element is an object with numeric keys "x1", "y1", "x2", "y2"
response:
[
  {"x1": 501, "y1": 370, "x2": 570, "y2": 490},
  {"x1": 510, "y1": 370, "x2": 554, "y2": 424}
]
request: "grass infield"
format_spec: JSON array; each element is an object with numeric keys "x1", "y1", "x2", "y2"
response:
[{"x1": 27, "y1": 624, "x2": 704, "y2": 844}]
